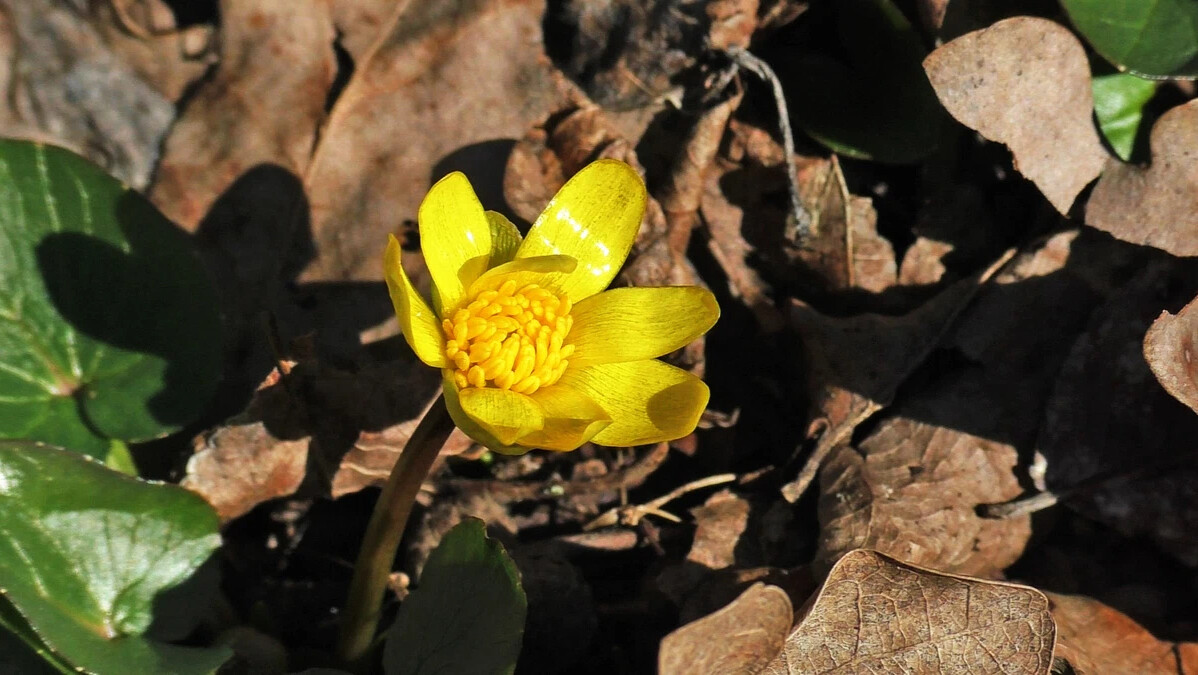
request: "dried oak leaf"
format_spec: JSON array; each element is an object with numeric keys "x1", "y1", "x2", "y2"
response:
[
  {"x1": 1144, "y1": 292, "x2": 1198, "y2": 416},
  {"x1": 1037, "y1": 258, "x2": 1198, "y2": 566},
  {"x1": 763, "y1": 550, "x2": 1055, "y2": 674},
  {"x1": 1048, "y1": 592, "x2": 1198, "y2": 675},
  {"x1": 183, "y1": 357, "x2": 471, "y2": 522},
  {"x1": 923, "y1": 17, "x2": 1107, "y2": 214},
  {"x1": 816, "y1": 413, "x2": 1030, "y2": 578},
  {"x1": 150, "y1": 0, "x2": 336, "y2": 228},
  {"x1": 301, "y1": 0, "x2": 574, "y2": 282},
  {"x1": 658, "y1": 583, "x2": 793, "y2": 675},
  {"x1": 1086, "y1": 100, "x2": 1198, "y2": 257}
]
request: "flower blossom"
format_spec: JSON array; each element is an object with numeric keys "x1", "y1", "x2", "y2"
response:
[{"x1": 384, "y1": 159, "x2": 719, "y2": 453}]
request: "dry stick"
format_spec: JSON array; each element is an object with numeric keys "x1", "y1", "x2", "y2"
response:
[
  {"x1": 336, "y1": 396, "x2": 455, "y2": 669},
  {"x1": 723, "y1": 46, "x2": 811, "y2": 241}
]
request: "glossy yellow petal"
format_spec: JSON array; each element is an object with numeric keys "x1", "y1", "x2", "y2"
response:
[
  {"x1": 456, "y1": 384, "x2": 545, "y2": 447},
  {"x1": 516, "y1": 159, "x2": 646, "y2": 300},
  {"x1": 420, "y1": 172, "x2": 492, "y2": 311},
  {"x1": 568, "y1": 286, "x2": 720, "y2": 367},
  {"x1": 468, "y1": 254, "x2": 577, "y2": 296},
  {"x1": 384, "y1": 235, "x2": 448, "y2": 367},
  {"x1": 441, "y1": 375, "x2": 528, "y2": 454},
  {"x1": 558, "y1": 360, "x2": 709, "y2": 447},
  {"x1": 487, "y1": 211, "x2": 522, "y2": 266},
  {"x1": 521, "y1": 385, "x2": 611, "y2": 452}
]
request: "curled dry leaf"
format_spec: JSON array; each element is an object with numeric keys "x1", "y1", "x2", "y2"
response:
[
  {"x1": 1048, "y1": 592, "x2": 1198, "y2": 675},
  {"x1": 150, "y1": 0, "x2": 336, "y2": 228},
  {"x1": 301, "y1": 0, "x2": 573, "y2": 282},
  {"x1": 1144, "y1": 292, "x2": 1198, "y2": 416},
  {"x1": 658, "y1": 583, "x2": 793, "y2": 675},
  {"x1": 763, "y1": 550, "x2": 1055, "y2": 674},
  {"x1": 90, "y1": 0, "x2": 214, "y2": 101},
  {"x1": 1086, "y1": 101, "x2": 1198, "y2": 256},
  {"x1": 1037, "y1": 259, "x2": 1198, "y2": 566},
  {"x1": 923, "y1": 17, "x2": 1107, "y2": 214},
  {"x1": 183, "y1": 357, "x2": 471, "y2": 522}
]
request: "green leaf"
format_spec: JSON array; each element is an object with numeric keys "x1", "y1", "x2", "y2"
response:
[
  {"x1": 791, "y1": 0, "x2": 947, "y2": 163},
  {"x1": 1063, "y1": 0, "x2": 1198, "y2": 78},
  {"x1": 0, "y1": 597, "x2": 74, "y2": 675},
  {"x1": 1092, "y1": 72, "x2": 1158, "y2": 161},
  {"x1": 383, "y1": 518, "x2": 526, "y2": 675},
  {"x1": 0, "y1": 140, "x2": 221, "y2": 458},
  {"x1": 0, "y1": 441, "x2": 230, "y2": 674}
]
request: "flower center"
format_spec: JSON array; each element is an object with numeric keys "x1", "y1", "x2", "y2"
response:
[{"x1": 443, "y1": 279, "x2": 575, "y2": 395}]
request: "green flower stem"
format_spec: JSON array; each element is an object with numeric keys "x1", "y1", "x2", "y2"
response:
[{"x1": 337, "y1": 395, "x2": 455, "y2": 669}]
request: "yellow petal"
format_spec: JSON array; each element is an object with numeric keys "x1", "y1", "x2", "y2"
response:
[
  {"x1": 420, "y1": 172, "x2": 492, "y2": 311},
  {"x1": 456, "y1": 384, "x2": 545, "y2": 447},
  {"x1": 487, "y1": 210, "x2": 522, "y2": 266},
  {"x1": 557, "y1": 360, "x2": 709, "y2": 447},
  {"x1": 568, "y1": 286, "x2": 720, "y2": 367},
  {"x1": 516, "y1": 159, "x2": 646, "y2": 301},
  {"x1": 441, "y1": 375, "x2": 528, "y2": 454},
  {"x1": 522, "y1": 385, "x2": 611, "y2": 452},
  {"x1": 468, "y1": 255, "x2": 577, "y2": 296},
  {"x1": 384, "y1": 235, "x2": 448, "y2": 368}
]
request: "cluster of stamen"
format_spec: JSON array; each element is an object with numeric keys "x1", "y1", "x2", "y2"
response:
[{"x1": 443, "y1": 280, "x2": 575, "y2": 395}]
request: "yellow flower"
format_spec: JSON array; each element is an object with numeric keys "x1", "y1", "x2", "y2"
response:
[{"x1": 383, "y1": 159, "x2": 719, "y2": 454}]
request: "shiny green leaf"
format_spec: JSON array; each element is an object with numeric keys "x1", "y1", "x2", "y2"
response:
[
  {"x1": 1064, "y1": 0, "x2": 1198, "y2": 77},
  {"x1": 0, "y1": 140, "x2": 221, "y2": 457},
  {"x1": 0, "y1": 441, "x2": 229, "y2": 674},
  {"x1": 383, "y1": 518, "x2": 526, "y2": 675},
  {"x1": 1092, "y1": 72, "x2": 1158, "y2": 160}
]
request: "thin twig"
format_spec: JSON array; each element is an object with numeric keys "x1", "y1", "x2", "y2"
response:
[
  {"x1": 723, "y1": 46, "x2": 811, "y2": 241},
  {"x1": 584, "y1": 473, "x2": 737, "y2": 531}
]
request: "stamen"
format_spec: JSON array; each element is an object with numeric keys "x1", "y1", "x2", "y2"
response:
[{"x1": 442, "y1": 280, "x2": 575, "y2": 395}]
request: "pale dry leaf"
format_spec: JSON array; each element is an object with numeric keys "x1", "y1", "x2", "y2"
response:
[
  {"x1": 923, "y1": 17, "x2": 1107, "y2": 214},
  {"x1": 150, "y1": 0, "x2": 336, "y2": 229},
  {"x1": 1144, "y1": 292, "x2": 1198, "y2": 416},
  {"x1": 686, "y1": 490, "x2": 751, "y2": 571},
  {"x1": 90, "y1": 0, "x2": 214, "y2": 101},
  {"x1": 658, "y1": 583, "x2": 793, "y2": 675},
  {"x1": 329, "y1": 0, "x2": 406, "y2": 59},
  {"x1": 301, "y1": 0, "x2": 574, "y2": 282},
  {"x1": 763, "y1": 550, "x2": 1055, "y2": 674},
  {"x1": 1037, "y1": 258, "x2": 1198, "y2": 566},
  {"x1": 1086, "y1": 100, "x2": 1198, "y2": 256},
  {"x1": 1048, "y1": 592, "x2": 1196, "y2": 675},
  {"x1": 817, "y1": 416, "x2": 1030, "y2": 578}
]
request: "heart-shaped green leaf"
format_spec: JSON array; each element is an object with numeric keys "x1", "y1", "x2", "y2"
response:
[
  {"x1": 0, "y1": 140, "x2": 221, "y2": 458},
  {"x1": 0, "y1": 440, "x2": 230, "y2": 674},
  {"x1": 789, "y1": 0, "x2": 947, "y2": 163},
  {"x1": 1064, "y1": 0, "x2": 1198, "y2": 78},
  {"x1": 383, "y1": 518, "x2": 526, "y2": 675},
  {"x1": 1092, "y1": 72, "x2": 1158, "y2": 161}
]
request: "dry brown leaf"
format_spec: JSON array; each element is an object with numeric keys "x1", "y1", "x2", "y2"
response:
[
  {"x1": 1086, "y1": 100, "x2": 1198, "y2": 256},
  {"x1": 0, "y1": 0, "x2": 176, "y2": 188},
  {"x1": 659, "y1": 583, "x2": 793, "y2": 675},
  {"x1": 923, "y1": 17, "x2": 1107, "y2": 214},
  {"x1": 780, "y1": 249, "x2": 1012, "y2": 503},
  {"x1": 91, "y1": 0, "x2": 214, "y2": 101},
  {"x1": 150, "y1": 0, "x2": 336, "y2": 229},
  {"x1": 1037, "y1": 258, "x2": 1198, "y2": 565},
  {"x1": 686, "y1": 490, "x2": 751, "y2": 571},
  {"x1": 183, "y1": 357, "x2": 471, "y2": 522},
  {"x1": 764, "y1": 550, "x2": 1055, "y2": 674},
  {"x1": 1048, "y1": 592, "x2": 1197, "y2": 675},
  {"x1": 301, "y1": 0, "x2": 574, "y2": 282},
  {"x1": 1144, "y1": 293, "x2": 1198, "y2": 416},
  {"x1": 816, "y1": 416, "x2": 1030, "y2": 577},
  {"x1": 329, "y1": 0, "x2": 405, "y2": 59}
]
